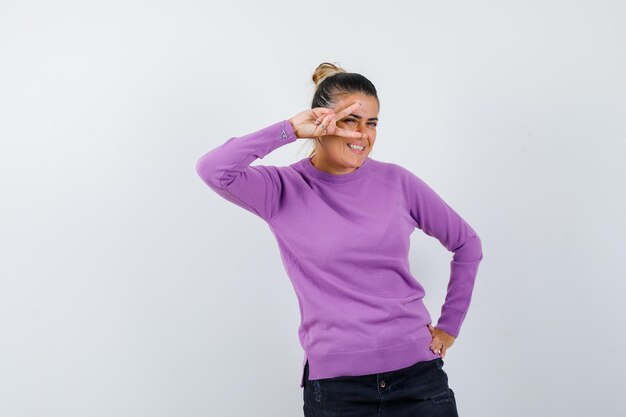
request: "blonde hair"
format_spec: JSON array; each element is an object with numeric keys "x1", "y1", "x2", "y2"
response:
[{"x1": 312, "y1": 62, "x2": 347, "y2": 88}]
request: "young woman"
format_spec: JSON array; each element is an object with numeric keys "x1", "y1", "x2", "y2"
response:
[{"x1": 196, "y1": 62, "x2": 483, "y2": 416}]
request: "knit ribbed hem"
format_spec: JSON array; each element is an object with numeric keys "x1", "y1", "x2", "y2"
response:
[{"x1": 299, "y1": 327, "x2": 440, "y2": 387}]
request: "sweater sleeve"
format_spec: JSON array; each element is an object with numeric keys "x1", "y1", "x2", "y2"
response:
[
  {"x1": 195, "y1": 120, "x2": 298, "y2": 222},
  {"x1": 405, "y1": 170, "x2": 484, "y2": 338}
]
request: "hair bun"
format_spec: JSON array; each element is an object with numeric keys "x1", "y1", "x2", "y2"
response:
[{"x1": 312, "y1": 62, "x2": 347, "y2": 88}]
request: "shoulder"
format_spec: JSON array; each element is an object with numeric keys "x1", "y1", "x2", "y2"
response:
[
  {"x1": 367, "y1": 159, "x2": 441, "y2": 205},
  {"x1": 366, "y1": 158, "x2": 419, "y2": 187}
]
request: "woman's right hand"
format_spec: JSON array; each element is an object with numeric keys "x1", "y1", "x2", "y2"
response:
[{"x1": 288, "y1": 101, "x2": 365, "y2": 140}]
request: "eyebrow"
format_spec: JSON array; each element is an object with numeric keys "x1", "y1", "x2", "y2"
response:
[{"x1": 347, "y1": 113, "x2": 379, "y2": 121}]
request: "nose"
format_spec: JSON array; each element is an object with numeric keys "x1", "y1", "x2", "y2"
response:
[
  {"x1": 355, "y1": 123, "x2": 367, "y2": 138},
  {"x1": 352, "y1": 121, "x2": 372, "y2": 143}
]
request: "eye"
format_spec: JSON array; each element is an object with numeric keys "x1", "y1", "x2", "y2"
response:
[
  {"x1": 344, "y1": 118, "x2": 356, "y2": 123},
  {"x1": 368, "y1": 122, "x2": 378, "y2": 127}
]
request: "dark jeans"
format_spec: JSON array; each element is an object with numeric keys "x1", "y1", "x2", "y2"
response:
[{"x1": 302, "y1": 357, "x2": 458, "y2": 417}]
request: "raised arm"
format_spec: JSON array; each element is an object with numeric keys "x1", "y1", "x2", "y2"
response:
[
  {"x1": 405, "y1": 170, "x2": 484, "y2": 338},
  {"x1": 195, "y1": 120, "x2": 297, "y2": 222},
  {"x1": 196, "y1": 102, "x2": 366, "y2": 222}
]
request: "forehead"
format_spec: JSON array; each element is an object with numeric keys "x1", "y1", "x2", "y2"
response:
[{"x1": 336, "y1": 93, "x2": 378, "y2": 114}]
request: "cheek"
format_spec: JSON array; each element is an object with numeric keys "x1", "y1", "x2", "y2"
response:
[{"x1": 326, "y1": 139, "x2": 347, "y2": 155}]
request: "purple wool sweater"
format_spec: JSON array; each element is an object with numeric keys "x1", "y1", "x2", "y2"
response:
[{"x1": 196, "y1": 119, "x2": 483, "y2": 388}]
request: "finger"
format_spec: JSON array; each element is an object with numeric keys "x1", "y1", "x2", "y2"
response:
[
  {"x1": 317, "y1": 113, "x2": 332, "y2": 130},
  {"x1": 312, "y1": 108, "x2": 333, "y2": 120},
  {"x1": 333, "y1": 127, "x2": 363, "y2": 139},
  {"x1": 334, "y1": 101, "x2": 362, "y2": 119},
  {"x1": 313, "y1": 109, "x2": 333, "y2": 125},
  {"x1": 429, "y1": 334, "x2": 438, "y2": 348},
  {"x1": 313, "y1": 107, "x2": 333, "y2": 114},
  {"x1": 429, "y1": 338, "x2": 439, "y2": 353},
  {"x1": 335, "y1": 101, "x2": 361, "y2": 119},
  {"x1": 430, "y1": 338, "x2": 445, "y2": 355},
  {"x1": 316, "y1": 113, "x2": 333, "y2": 135}
]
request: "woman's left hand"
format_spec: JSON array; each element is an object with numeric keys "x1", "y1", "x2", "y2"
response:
[{"x1": 428, "y1": 324, "x2": 455, "y2": 359}]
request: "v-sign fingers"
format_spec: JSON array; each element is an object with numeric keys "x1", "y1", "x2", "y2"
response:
[
  {"x1": 334, "y1": 101, "x2": 362, "y2": 120},
  {"x1": 333, "y1": 126, "x2": 364, "y2": 139}
]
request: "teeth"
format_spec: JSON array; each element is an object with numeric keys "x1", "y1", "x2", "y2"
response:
[{"x1": 348, "y1": 144, "x2": 365, "y2": 150}]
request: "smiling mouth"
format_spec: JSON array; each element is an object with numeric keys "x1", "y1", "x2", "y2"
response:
[{"x1": 347, "y1": 143, "x2": 366, "y2": 154}]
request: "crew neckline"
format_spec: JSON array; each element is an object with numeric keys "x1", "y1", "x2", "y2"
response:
[{"x1": 302, "y1": 156, "x2": 372, "y2": 183}]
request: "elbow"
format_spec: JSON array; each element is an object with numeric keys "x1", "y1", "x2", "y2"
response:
[
  {"x1": 467, "y1": 233, "x2": 483, "y2": 262},
  {"x1": 453, "y1": 232, "x2": 483, "y2": 263},
  {"x1": 195, "y1": 153, "x2": 224, "y2": 190}
]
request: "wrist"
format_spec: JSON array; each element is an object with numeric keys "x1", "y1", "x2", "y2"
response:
[{"x1": 287, "y1": 118, "x2": 298, "y2": 138}]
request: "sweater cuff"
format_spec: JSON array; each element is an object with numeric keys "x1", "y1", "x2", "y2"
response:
[
  {"x1": 279, "y1": 119, "x2": 297, "y2": 143},
  {"x1": 248, "y1": 119, "x2": 298, "y2": 158},
  {"x1": 435, "y1": 307, "x2": 467, "y2": 339},
  {"x1": 259, "y1": 119, "x2": 297, "y2": 156}
]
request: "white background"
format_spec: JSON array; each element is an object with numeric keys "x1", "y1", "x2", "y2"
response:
[{"x1": 1, "y1": 1, "x2": 625, "y2": 416}]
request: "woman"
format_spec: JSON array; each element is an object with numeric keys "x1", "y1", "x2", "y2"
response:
[{"x1": 196, "y1": 62, "x2": 483, "y2": 416}]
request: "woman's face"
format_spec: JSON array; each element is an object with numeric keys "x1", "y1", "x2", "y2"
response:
[{"x1": 311, "y1": 92, "x2": 379, "y2": 175}]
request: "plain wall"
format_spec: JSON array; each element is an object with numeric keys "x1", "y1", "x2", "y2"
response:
[{"x1": 1, "y1": 0, "x2": 625, "y2": 416}]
